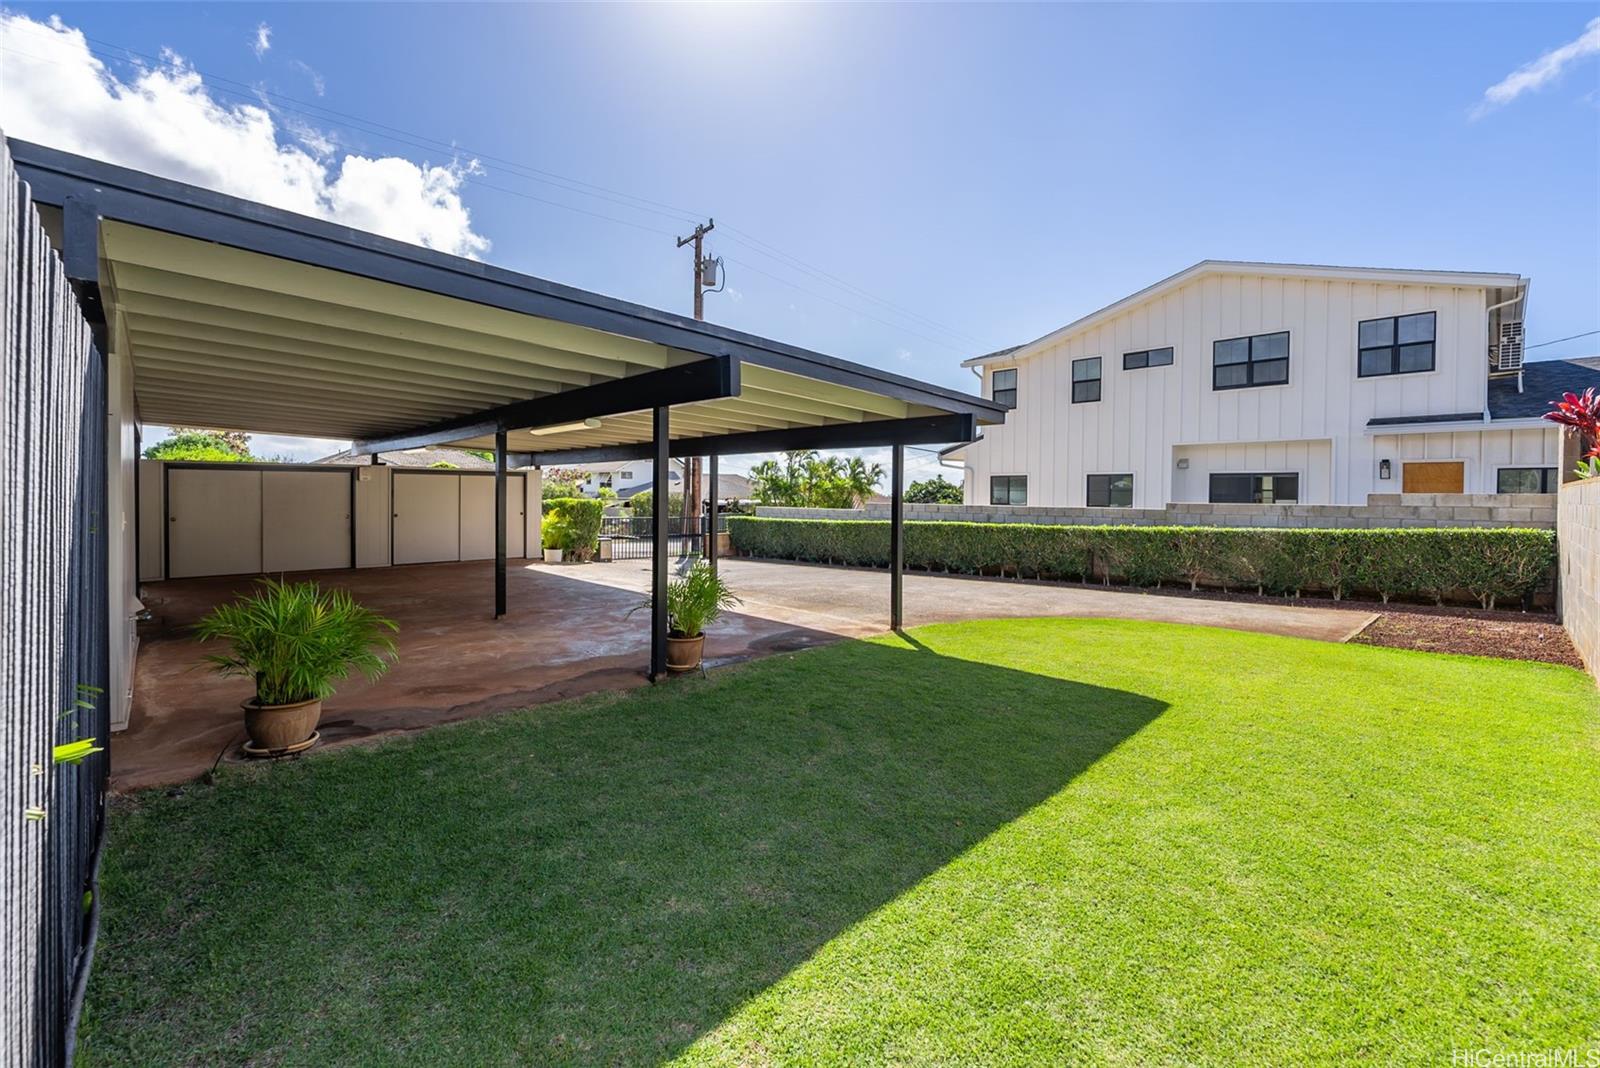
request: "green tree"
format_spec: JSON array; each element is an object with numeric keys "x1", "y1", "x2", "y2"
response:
[
  {"x1": 629, "y1": 489, "x2": 683, "y2": 516},
  {"x1": 749, "y1": 451, "x2": 882, "y2": 508},
  {"x1": 905, "y1": 476, "x2": 963, "y2": 504},
  {"x1": 144, "y1": 430, "x2": 250, "y2": 463}
]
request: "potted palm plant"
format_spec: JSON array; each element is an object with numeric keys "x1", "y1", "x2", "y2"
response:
[
  {"x1": 194, "y1": 578, "x2": 399, "y2": 755},
  {"x1": 662, "y1": 562, "x2": 740, "y2": 672}
]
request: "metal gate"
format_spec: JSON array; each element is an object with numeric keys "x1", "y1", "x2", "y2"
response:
[
  {"x1": 600, "y1": 515, "x2": 706, "y2": 560},
  {"x1": 3, "y1": 139, "x2": 111, "y2": 1067}
]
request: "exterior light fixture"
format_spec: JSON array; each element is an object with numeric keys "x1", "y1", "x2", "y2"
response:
[
  {"x1": 529, "y1": 418, "x2": 602, "y2": 436},
  {"x1": 1175, "y1": 458, "x2": 1190, "y2": 470},
  {"x1": 1379, "y1": 459, "x2": 1392, "y2": 480}
]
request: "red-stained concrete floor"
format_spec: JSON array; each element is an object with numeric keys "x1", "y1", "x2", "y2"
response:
[{"x1": 122, "y1": 557, "x2": 1371, "y2": 791}]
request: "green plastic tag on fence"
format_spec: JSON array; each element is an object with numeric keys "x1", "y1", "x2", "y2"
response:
[{"x1": 53, "y1": 738, "x2": 103, "y2": 765}]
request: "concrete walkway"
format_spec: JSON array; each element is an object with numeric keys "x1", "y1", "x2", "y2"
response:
[{"x1": 121, "y1": 558, "x2": 1371, "y2": 790}]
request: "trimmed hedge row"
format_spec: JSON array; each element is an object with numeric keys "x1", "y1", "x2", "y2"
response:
[
  {"x1": 725, "y1": 517, "x2": 1557, "y2": 609},
  {"x1": 541, "y1": 497, "x2": 604, "y2": 558}
]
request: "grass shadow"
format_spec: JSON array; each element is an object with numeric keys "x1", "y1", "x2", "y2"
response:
[{"x1": 82, "y1": 634, "x2": 1167, "y2": 1065}]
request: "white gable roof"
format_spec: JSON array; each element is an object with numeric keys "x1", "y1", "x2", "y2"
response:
[{"x1": 962, "y1": 260, "x2": 1526, "y2": 368}]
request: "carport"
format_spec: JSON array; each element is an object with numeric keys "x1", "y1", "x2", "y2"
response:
[{"x1": 12, "y1": 139, "x2": 1004, "y2": 683}]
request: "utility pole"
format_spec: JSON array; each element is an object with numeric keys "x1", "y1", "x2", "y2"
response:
[{"x1": 676, "y1": 219, "x2": 718, "y2": 549}]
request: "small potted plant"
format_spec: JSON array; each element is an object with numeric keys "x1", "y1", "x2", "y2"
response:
[
  {"x1": 194, "y1": 578, "x2": 399, "y2": 755},
  {"x1": 662, "y1": 562, "x2": 741, "y2": 672}
]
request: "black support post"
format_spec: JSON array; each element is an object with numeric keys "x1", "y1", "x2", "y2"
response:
[
  {"x1": 494, "y1": 428, "x2": 507, "y2": 619},
  {"x1": 890, "y1": 443, "x2": 905, "y2": 631},
  {"x1": 650, "y1": 406, "x2": 670, "y2": 680},
  {"x1": 706, "y1": 452, "x2": 718, "y2": 576}
]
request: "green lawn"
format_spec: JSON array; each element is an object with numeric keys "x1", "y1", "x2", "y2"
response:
[{"x1": 81, "y1": 619, "x2": 1599, "y2": 1066}]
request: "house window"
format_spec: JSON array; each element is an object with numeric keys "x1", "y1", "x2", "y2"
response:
[
  {"x1": 990, "y1": 475, "x2": 1027, "y2": 505},
  {"x1": 1213, "y1": 331, "x2": 1290, "y2": 390},
  {"x1": 619, "y1": 470, "x2": 633, "y2": 480},
  {"x1": 1358, "y1": 312, "x2": 1436, "y2": 377},
  {"x1": 1122, "y1": 347, "x2": 1174, "y2": 370},
  {"x1": 1071, "y1": 357, "x2": 1102, "y2": 403},
  {"x1": 1210, "y1": 472, "x2": 1299, "y2": 504},
  {"x1": 991, "y1": 368, "x2": 1017, "y2": 408},
  {"x1": 1087, "y1": 473, "x2": 1134, "y2": 507},
  {"x1": 1497, "y1": 467, "x2": 1557, "y2": 493}
]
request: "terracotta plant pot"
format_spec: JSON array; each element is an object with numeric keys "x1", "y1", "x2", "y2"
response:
[
  {"x1": 543, "y1": 548, "x2": 564, "y2": 563},
  {"x1": 243, "y1": 696, "x2": 322, "y2": 752},
  {"x1": 665, "y1": 634, "x2": 704, "y2": 672}
]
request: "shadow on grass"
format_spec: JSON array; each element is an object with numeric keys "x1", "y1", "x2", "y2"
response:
[{"x1": 84, "y1": 634, "x2": 1166, "y2": 1066}]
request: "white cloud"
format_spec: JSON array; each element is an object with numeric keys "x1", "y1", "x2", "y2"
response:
[
  {"x1": 1474, "y1": 16, "x2": 1600, "y2": 118},
  {"x1": 0, "y1": 13, "x2": 490, "y2": 258},
  {"x1": 894, "y1": 347, "x2": 913, "y2": 362},
  {"x1": 291, "y1": 58, "x2": 325, "y2": 96},
  {"x1": 251, "y1": 22, "x2": 271, "y2": 59}
]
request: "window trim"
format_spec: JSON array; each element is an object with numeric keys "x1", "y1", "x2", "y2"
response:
[
  {"x1": 990, "y1": 474, "x2": 1027, "y2": 506},
  {"x1": 1212, "y1": 331, "x2": 1291, "y2": 391},
  {"x1": 1208, "y1": 471, "x2": 1300, "y2": 504},
  {"x1": 1086, "y1": 473, "x2": 1135, "y2": 508},
  {"x1": 1495, "y1": 466, "x2": 1558, "y2": 494},
  {"x1": 990, "y1": 367, "x2": 1017, "y2": 409},
  {"x1": 1122, "y1": 346, "x2": 1174, "y2": 371},
  {"x1": 1071, "y1": 356, "x2": 1102, "y2": 404},
  {"x1": 1357, "y1": 311, "x2": 1437, "y2": 378}
]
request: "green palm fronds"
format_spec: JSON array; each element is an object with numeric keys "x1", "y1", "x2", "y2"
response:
[{"x1": 193, "y1": 578, "x2": 399, "y2": 706}]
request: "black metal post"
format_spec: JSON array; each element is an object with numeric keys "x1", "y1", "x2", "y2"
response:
[
  {"x1": 890, "y1": 443, "x2": 904, "y2": 631},
  {"x1": 494, "y1": 428, "x2": 507, "y2": 619},
  {"x1": 650, "y1": 406, "x2": 670, "y2": 680},
  {"x1": 706, "y1": 452, "x2": 719, "y2": 575}
]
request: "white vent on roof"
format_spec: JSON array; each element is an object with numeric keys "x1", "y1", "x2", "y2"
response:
[{"x1": 1496, "y1": 320, "x2": 1524, "y2": 371}]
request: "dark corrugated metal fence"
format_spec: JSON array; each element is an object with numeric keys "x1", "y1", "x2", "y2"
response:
[{"x1": 2, "y1": 139, "x2": 111, "y2": 1066}]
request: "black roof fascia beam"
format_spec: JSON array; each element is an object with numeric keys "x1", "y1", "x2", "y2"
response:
[
  {"x1": 527, "y1": 413, "x2": 976, "y2": 466},
  {"x1": 349, "y1": 355, "x2": 738, "y2": 456},
  {"x1": 9, "y1": 140, "x2": 1004, "y2": 425}
]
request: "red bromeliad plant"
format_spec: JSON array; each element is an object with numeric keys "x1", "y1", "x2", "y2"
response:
[{"x1": 1544, "y1": 388, "x2": 1600, "y2": 479}]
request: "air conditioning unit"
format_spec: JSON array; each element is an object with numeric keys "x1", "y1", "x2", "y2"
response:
[{"x1": 1496, "y1": 320, "x2": 1524, "y2": 371}]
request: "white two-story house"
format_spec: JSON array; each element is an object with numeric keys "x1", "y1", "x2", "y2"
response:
[{"x1": 949, "y1": 261, "x2": 1598, "y2": 509}]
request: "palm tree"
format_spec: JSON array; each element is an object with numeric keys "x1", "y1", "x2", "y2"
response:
[{"x1": 843, "y1": 457, "x2": 884, "y2": 506}]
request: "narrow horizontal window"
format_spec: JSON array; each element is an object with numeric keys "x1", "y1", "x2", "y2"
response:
[
  {"x1": 1496, "y1": 467, "x2": 1557, "y2": 493},
  {"x1": 1071, "y1": 357, "x2": 1102, "y2": 403},
  {"x1": 1122, "y1": 347, "x2": 1173, "y2": 370},
  {"x1": 1209, "y1": 472, "x2": 1299, "y2": 504},
  {"x1": 1212, "y1": 332, "x2": 1290, "y2": 390},
  {"x1": 990, "y1": 475, "x2": 1027, "y2": 506},
  {"x1": 1357, "y1": 311, "x2": 1435, "y2": 377},
  {"x1": 990, "y1": 367, "x2": 1017, "y2": 409},
  {"x1": 1087, "y1": 473, "x2": 1134, "y2": 507}
]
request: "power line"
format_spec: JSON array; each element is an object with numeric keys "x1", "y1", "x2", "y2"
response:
[{"x1": 1528, "y1": 329, "x2": 1599, "y2": 350}]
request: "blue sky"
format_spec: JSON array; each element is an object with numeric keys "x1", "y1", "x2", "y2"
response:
[{"x1": 2, "y1": 3, "x2": 1597, "y2": 468}]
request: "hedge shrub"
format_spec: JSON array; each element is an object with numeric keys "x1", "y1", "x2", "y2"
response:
[
  {"x1": 726, "y1": 518, "x2": 1556, "y2": 609},
  {"x1": 541, "y1": 497, "x2": 604, "y2": 559}
]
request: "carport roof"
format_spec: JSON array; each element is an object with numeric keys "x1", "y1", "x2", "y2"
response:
[{"x1": 11, "y1": 138, "x2": 1003, "y2": 460}]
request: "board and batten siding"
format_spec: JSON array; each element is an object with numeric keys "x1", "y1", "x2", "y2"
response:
[{"x1": 962, "y1": 273, "x2": 1547, "y2": 508}]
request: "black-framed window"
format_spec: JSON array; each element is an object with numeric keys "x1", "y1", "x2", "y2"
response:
[
  {"x1": 1087, "y1": 473, "x2": 1134, "y2": 508},
  {"x1": 1213, "y1": 331, "x2": 1289, "y2": 390},
  {"x1": 1123, "y1": 347, "x2": 1174, "y2": 370},
  {"x1": 1210, "y1": 472, "x2": 1299, "y2": 504},
  {"x1": 990, "y1": 475, "x2": 1027, "y2": 505},
  {"x1": 991, "y1": 367, "x2": 1017, "y2": 408},
  {"x1": 1358, "y1": 312, "x2": 1436, "y2": 377},
  {"x1": 1071, "y1": 357, "x2": 1102, "y2": 403},
  {"x1": 1497, "y1": 467, "x2": 1557, "y2": 493}
]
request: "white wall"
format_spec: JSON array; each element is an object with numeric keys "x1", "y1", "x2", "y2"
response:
[
  {"x1": 965, "y1": 271, "x2": 1510, "y2": 507},
  {"x1": 1371, "y1": 428, "x2": 1561, "y2": 494},
  {"x1": 1172, "y1": 439, "x2": 1334, "y2": 503},
  {"x1": 107, "y1": 345, "x2": 138, "y2": 730}
]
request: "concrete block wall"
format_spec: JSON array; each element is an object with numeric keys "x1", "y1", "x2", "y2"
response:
[
  {"x1": 1558, "y1": 478, "x2": 1600, "y2": 682},
  {"x1": 757, "y1": 493, "x2": 1557, "y2": 530}
]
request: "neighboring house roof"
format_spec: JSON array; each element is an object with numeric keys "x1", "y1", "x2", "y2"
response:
[
  {"x1": 961, "y1": 260, "x2": 1526, "y2": 369},
  {"x1": 1488, "y1": 358, "x2": 1600, "y2": 420},
  {"x1": 316, "y1": 446, "x2": 493, "y2": 469},
  {"x1": 616, "y1": 473, "x2": 754, "y2": 501}
]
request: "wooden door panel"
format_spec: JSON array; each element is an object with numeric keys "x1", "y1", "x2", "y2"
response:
[{"x1": 1402, "y1": 461, "x2": 1464, "y2": 494}]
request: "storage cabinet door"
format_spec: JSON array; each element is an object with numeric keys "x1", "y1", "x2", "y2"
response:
[
  {"x1": 392, "y1": 473, "x2": 460, "y2": 564},
  {"x1": 458, "y1": 474, "x2": 526, "y2": 560},
  {"x1": 262, "y1": 470, "x2": 352, "y2": 572},
  {"x1": 167, "y1": 468, "x2": 262, "y2": 578}
]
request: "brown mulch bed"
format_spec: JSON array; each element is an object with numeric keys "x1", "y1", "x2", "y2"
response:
[{"x1": 1349, "y1": 611, "x2": 1583, "y2": 668}]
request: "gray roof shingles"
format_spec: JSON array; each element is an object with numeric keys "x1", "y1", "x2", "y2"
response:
[{"x1": 1489, "y1": 358, "x2": 1600, "y2": 420}]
